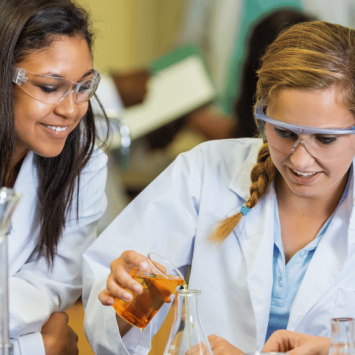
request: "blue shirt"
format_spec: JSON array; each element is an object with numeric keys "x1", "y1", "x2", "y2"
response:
[{"x1": 265, "y1": 175, "x2": 351, "y2": 341}]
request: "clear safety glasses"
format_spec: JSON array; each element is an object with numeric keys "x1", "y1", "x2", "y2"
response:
[
  {"x1": 12, "y1": 66, "x2": 100, "y2": 105},
  {"x1": 254, "y1": 104, "x2": 355, "y2": 159}
]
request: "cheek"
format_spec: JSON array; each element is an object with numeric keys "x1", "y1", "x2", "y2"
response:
[
  {"x1": 76, "y1": 103, "x2": 89, "y2": 123},
  {"x1": 268, "y1": 146, "x2": 285, "y2": 170},
  {"x1": 326, "y1": 154, "x2": 354, "y2": 177},
  {"x1": 14, "y1": 91, "x2": 51, "y2": 124},
  {"x1": 79, "y1": 103, "x2": 89, "y2": 117}
]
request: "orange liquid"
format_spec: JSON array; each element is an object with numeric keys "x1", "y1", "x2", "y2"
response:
[{"x1": 113, "y1": 273, "x2": 186, "y2": 329}]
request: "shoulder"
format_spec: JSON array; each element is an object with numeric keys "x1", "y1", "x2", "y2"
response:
[
  {"x1": 76, "y1": 146, "x2": 108, "y2": 196},
  {"x1": 190, "y1": 137, "x2": 262, "y2": 155},
  {"x1": 180, "y1": 138, "x2": 263, "y2": 169},
  {"x1": 81, "y1": 146, "x2": 108, "y2": 174},
  {"x1": 69, "y1": 146, "x2": 108, "y2": 220}
]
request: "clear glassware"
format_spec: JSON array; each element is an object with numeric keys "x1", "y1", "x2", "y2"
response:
[
  {"x1": 113, "y1": 253, "x2": 185, "y2": 330},
  {"x1": 329, "y1": 318, "x2": 355, "y2": 355},
  {"x1": 0, "y1": 188, "x2": 21, "y2": 355},
  {"x1": 164, "y1": 289, "x2": 213, "y2": 355}
]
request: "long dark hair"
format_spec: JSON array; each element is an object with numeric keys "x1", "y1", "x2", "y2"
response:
[{"x1": 0, "y1": 0, "x2": 104, "y2": 265}]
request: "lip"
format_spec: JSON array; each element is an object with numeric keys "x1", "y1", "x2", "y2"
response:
[
  {"x1": 287, "y1": 167, "x2": 321, "y2": 185},
  {"x1": 40, "y1": 123, "x2": 71, "y2": 139}
]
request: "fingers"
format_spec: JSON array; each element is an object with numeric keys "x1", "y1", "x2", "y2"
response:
[
  {"x1": 263, "y1": 330, "x2": 331, "y2": 355},
  {"x1": 103, "y1": 250, "x2": 149, "y2": 304},
  {"x1": 120, "y1": 250, "x2": 149, "y2": 272},
  {"x1": 288, "y1": 336, "x2": 331, "y2": 355},
  {"x1": 99, "y1": 288, "x2": 115, "y2": 306},
  {"x1": 262, "y1": 336, "x2": 283, "y2": 352},
  {"x1": 208, "y1": 334, "x2": 244, "y2": 355}
]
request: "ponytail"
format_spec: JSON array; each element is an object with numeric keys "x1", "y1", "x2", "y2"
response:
[{"x1": 209, "y1": 142, "x2": 276, "y2": 244}]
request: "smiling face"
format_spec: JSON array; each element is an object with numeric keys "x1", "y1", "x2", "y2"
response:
[
  {"x1": 12, "y1": 34, "x2": 93, "y2": 166},
  {"x1": 267, "y1": 87, "x2": 355, "y2": 201}
]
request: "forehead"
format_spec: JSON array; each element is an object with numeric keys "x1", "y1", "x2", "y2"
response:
[
  {"x1": 267, "y1": 87, "x2": 355, "y2": 129},
  {"x1": 15, "y1": 35, "x2": 93, "y2": 81}
]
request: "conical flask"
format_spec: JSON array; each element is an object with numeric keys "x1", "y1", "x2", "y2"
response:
[
  {"x1": 329, "y1": 318, "x2": 355, "y2": 355},
  {"x1": 0, "y1": 188, "x2": 21, "y2": 355},
  {"x1": 163, "y1": 289, "x2": 213, "y2": 355}
]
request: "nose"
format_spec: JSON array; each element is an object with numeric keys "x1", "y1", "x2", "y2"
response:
[
  {"x1": 290, "y1": 139, "x2": 315, "y2": 168},
  {"x1": 54, "y1": 91, "x2": 79, "y2": 119}
]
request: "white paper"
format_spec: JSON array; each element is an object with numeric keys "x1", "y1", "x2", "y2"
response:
[{"x1": 122, "y1": 55, "x2": 215, "y2": 141}]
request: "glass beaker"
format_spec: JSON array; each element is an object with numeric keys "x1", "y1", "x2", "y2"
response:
[
  {"x1": 163, "y1": 289, "x2": 213, "y2": 355},
  {"x1": 0, "y1": 188, "x2": 21, "y2": 355},
  {"x1": 329, "y1": 318, "x2": 355, "y2": 355},
  {"x1": 113, "y1": 253, "x2": 186, "y2": 330}
]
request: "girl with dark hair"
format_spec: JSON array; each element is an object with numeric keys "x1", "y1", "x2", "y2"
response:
[
  {"x1": 1, "y1": 0, "x2": 108, "y2": 354},
  {"x1": 84, "y1": 21, "x2": 355, "y2": 355}
]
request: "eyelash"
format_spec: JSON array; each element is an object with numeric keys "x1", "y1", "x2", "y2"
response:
[
  {"x1": 274, "y1": 128, "x2": 338, "y2": 145},
  {"x1": 38, "y1": 85, "x2": 59, "y2": 94}
]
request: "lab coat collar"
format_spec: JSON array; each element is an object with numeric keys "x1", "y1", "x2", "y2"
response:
[
  {"x1": 227, "y1": 142, "x2": 261, "y2": 203},
  {"x1": 347, "y1": 162, "x2": 355, "y2": 247},
  {"x1": 8, "y1": 151, "x2": 39, "y2": 276}
]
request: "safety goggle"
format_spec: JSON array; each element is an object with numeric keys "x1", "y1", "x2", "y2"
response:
[
  {"x1": 12, "y1": 66, "x2": 100, "y2": 105},
  {"x1": 254, "y1": 104, "x2": 355, "y2": 159}
]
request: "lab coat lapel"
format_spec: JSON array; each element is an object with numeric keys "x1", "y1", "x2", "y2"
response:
[
  {"x1": 8, "y1": 152, "x2": 39, "y2": 276},
  {"x1": 288, "y1": 173, "x2": 353, "y2": 330},
  {"x1": 227, "y1": 140, "x2": 275, "y2": 345},
  {"x1": 228, "y1": 142, "x2": 261, "y2": 203},
  {"x1": 233, "y1": 185, "x2": 276, "y2": 346},
  {"x1": 347, "y1": 163, "x2": 355, "y2": 248}
]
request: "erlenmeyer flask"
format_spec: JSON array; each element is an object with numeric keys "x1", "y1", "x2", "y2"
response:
[
  {"x1": 329, "y1": 318, "x2": 355, "y2": 355},
  {"x1": 0, "y1": 188, "x2": 21, "y2": 355},
  {"x1": 164, "y1": 289, "x2": 213, "y2": 355}
]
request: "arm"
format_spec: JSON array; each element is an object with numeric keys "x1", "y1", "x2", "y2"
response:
[
  {"x1": 83, "y1": 150, "x2": 203, "y2": 354},
  {"x1": 263, "y1": 330, "x2": 331, "y2": 355},
  {"x1": 9, "y1": 150, "x2": 107, "y2": 354}
]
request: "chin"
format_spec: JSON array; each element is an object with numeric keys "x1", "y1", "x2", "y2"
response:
[{"x1": 34, "y1": 146, "x2": 66, "y2": 158}]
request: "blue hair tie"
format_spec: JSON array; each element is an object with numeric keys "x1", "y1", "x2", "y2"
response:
[{"x1": 240, "y1": 205, "x2": 251, "y2": 216}]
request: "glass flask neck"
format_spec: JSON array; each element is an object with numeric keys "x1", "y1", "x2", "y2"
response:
[
  {"x1": 0, "y1": 187, "x2": 21, "y2": 355},
  {"x1": 0, "y1": 188, "x2": 21, "y2": 236},
  {"x1": 164, "y1": 289, "x2": 213, "y2": 355},
  {"x1": 329, "y1": 318, "x2": 355, "y2": 355}
]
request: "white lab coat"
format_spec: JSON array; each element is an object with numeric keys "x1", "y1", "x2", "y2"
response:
[
  {"x1": 8, "y1": 148, "x2": 107, "y2": 355},
  {"x1": 83, "y1": 138, "x2": 355, "y2": 355}
]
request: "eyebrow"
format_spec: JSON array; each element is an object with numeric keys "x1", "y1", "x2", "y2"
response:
[{"x1": 42, "y1": 69, "x2": 95, "y2": 80}]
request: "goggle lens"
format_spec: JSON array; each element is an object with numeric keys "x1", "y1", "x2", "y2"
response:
[
  {"x1": 260, "y1": 121, "x2": 355, "y2": 158},
  {"x1": 255, "y1": 105, "x2": 355, "y2": 159},
  {"x1": 12, "y1": 67, "x2": 100, "y2": 105}
]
